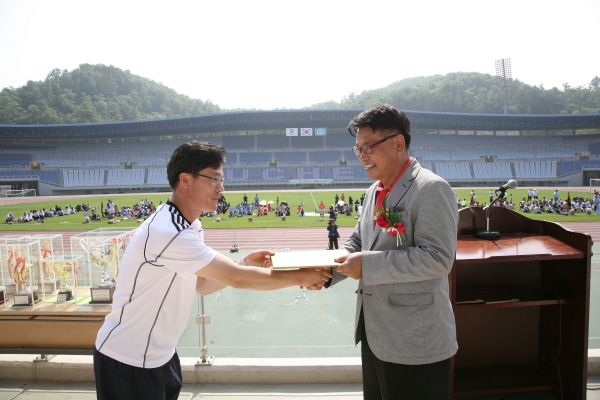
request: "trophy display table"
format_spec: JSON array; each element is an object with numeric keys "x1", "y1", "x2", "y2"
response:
[
  {"x1": 451, "y1": 206, "x2": 591, "y2": 399},
  {"x1": 0, "y1": 302, "x2": 110, "y2": 353}
]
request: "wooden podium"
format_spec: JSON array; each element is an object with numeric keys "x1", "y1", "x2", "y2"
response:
[
  {"x1": 452, "y1": 206, "x2": 591, "y2": 398},
  {"x1": 0, "y1": 302, "x2": 110, "y2": 353}
]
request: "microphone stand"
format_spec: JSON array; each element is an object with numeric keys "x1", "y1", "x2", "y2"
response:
[{"x1": 474, "y1": 196, "x2": 504, "y2": 240}]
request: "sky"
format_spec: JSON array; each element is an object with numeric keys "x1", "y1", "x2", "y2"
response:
[{"x1": 0, "y1": 0, "x2": 599, "y2": 110}]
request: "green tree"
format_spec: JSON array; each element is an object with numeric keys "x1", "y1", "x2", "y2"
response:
[{"x1": 0, "y1": 88, "x2": 26, "y2": 124}]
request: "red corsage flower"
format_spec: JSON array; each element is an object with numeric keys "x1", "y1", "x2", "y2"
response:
[{"x1": 373, "y1": 195, "x2": 408, "y2": 245}]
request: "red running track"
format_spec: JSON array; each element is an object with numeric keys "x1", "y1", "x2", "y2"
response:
[{"x1": 2, "y1": 223, "x2": 597, "y2": 252}]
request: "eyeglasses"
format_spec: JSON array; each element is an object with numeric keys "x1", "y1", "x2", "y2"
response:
[
  {"x1": 192, "y1": 173, "x2": 225, "y2": 186},
  {"x1": 351, "y1": 134, "x2": 399, "y2": 156}
]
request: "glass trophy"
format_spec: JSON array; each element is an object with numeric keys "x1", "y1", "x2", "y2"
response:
[
  {"x1": 30, "y1": 234, "x2": 64, "y2": 297},
  {"x1": 80, "y1": 239, "x2": 116, "y2": 303},
  {"x1": 50, "y1": 257, "x2": 81, "y2": 302},
  {"x1": 0, "y1": 241, "x2": 40, "y2": 306}
]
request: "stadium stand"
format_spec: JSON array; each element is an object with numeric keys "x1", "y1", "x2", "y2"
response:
[
  {"x1": 292, "y1": 166, "x2": 326, "y2": 180},
  {"x1": 309, "y1": 150, "x2": 342, "y2": 163},
  {"x1": 224, "y1": 167, "x2": 257, "y2": 182},
  {"x1": 589, "y1": 143, "x2": 600, "y2": 155},
  {"x1": 62, "y1": 169, "x2": 105, "y2": 187},
  {"x1": 0, "y1": 170, "x2": 60, "y2": 185},
  {"x1": 239, "y1": 152, "x2": 270, "y2": 164},
  {"x1": 412, "y1": 149, "x2": 450, "y2": 161},
  {"x1": 290, "y1": 136, "x2": 324, "y2": 149},
  {"x1": 274, "y1": 151, "x2": 308, "y2": 163},
  {"x1": 3, "y1": 116, "x2": 600, "y2": 195},
  {"x1": 36, "y1": 154, "x2": 82, "y2": 168},
  {"x1": 0, "y1": 153, "x2": 32, "y2": 168},
  {"x1": 106, "y1": 169, "x2": 145, "y2": 186},
  {"x1": 85, "y1": 154, "x2": 128, "y2": 167},
  {"x1": 560, "y1": 160, "x2": 600, "y2": 176},
  {"x1": 327, "y1": 166, "x2": 365, "y2": 181},
  {"x1": 489, "y1": 146, "x2": 534, "y2": 160},
  {"x1": 256, "y1": 167, "x2": 289, "y2": 182},
  {"x1": 147, "y1": 168, "x2": 168, "y2": 185},
  {"x1": 436, "y1": 163, "x2": 472, "y2": 180},
  {"x1": 536, "y1": 144, "x2": 585, "y2": 159},
  {"x1": 514, "y1": 161, "x2": 557, "y2": 179},
  {"x1": 222, "y1": 136, "x2": 255, "y2": 150},
  {"x1": 257, "y1": 135, "x2": 289, "y2": 149},
  {"x1": 450, "y1": 148, "x2": 484, "y2": 161},
  {"x1": 129, "y1": 154, "x2": 169, "y2": 167},
  {"x1": 472, "y1": 162, "x2": 513, "y2": 179}
]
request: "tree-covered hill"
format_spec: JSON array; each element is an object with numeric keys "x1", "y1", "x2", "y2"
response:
[
  {"x1": 0, "y1": 66, "x2": 598, "y2": 125},
  {"x1": 0, "y1": 64, "x2": 221, "y2": 124},
  {"x1": 307, "y1": 72, "x2": 600, "y2": 115}
]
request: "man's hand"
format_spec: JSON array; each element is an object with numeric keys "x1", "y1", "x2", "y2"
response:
[
  {"x1": 335, "y1": 252, "x2": 363, "y2": 280},
  {"x1": 243, "y1": 250, "x2": 274, "y2": 268},
  {"x1": 298, "y1": 267, "x2": 333, "y2": 290}
]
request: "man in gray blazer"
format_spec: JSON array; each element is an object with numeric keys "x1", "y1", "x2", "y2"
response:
[{"x1": 330, "y1": 104, "x2": 458, "y2": 399}]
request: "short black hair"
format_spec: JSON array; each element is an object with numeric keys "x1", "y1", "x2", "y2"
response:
[
  {"x1": 166, "y1": 141, "x2": 226, "y2": 190},
  {"x1": 347, "y1": 104, "x2": 411, "y2": 149}
]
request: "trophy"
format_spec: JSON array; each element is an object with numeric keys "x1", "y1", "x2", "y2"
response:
[
  {"x1": 80, "y1": 239, "x2": 116, "y2": 304},
  {"x1": 9, "y1": 247, "x2": 39, "y2": 306},
  {"x1": 51, "y1": 261, "x2": 75, "y2": 302},
  {"x1": 40, "y1": 240, "x2": 54, "y2": 284}
]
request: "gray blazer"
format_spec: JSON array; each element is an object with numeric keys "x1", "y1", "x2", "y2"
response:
[{"x1": 331, "y1": 158, "x2": 458, "y2": 365}]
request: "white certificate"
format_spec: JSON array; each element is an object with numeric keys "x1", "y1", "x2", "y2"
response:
[{"x1": 271, "y1": 250, "x2": 348, "y2": 269}]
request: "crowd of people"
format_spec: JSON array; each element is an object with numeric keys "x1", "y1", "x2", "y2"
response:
[
  {"x1": 519, "y1": 191, "x2": 600, "y2": 214},
  {"x1": 453, "y1": 189, "x2": 600, "y2": 216},
  {"x1": 5, "y1": 204, "x2": 92, "y2": 224}
]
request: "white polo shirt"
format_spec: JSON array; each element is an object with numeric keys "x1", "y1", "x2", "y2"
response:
[{"x1": 95, "y1": 202, "x2": 217, "y2": 368}]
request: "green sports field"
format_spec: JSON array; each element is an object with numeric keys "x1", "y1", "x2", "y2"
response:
[{"x1": 1, "y1": 187, "x2": 598, "y2": 232}]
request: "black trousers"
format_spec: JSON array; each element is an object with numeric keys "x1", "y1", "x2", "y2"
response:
[
  {"x1": 360, "y1": 315, "x2": 451, "y2": 400},
  {"x1": 328, "y1": 236, "x2": 339, "y2": 249},
  {"x1": 94, "y1": 347, "x2": 182, "y2": 400}
]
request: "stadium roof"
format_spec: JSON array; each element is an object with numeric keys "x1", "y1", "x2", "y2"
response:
[{"x1": 1, "y1": 109, "x2": 599, "y2": 139}]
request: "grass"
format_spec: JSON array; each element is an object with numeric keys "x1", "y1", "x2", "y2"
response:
[{"x1": 0, "y1": 188, "x2": 598, "y2": 232}]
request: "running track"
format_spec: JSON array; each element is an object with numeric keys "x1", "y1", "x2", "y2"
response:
[{"x1": 2, "y1": 223, "x2": 598, "y2": 252}]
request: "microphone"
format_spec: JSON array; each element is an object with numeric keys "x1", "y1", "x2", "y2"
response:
[
  {"x1": 475, "y1": 180, "x2": 519, "y2": 240},
  {"x1": 495, "y1": 179, "x2": 518, "y2": 199}
]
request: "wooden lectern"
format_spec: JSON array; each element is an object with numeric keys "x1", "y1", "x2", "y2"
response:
[{"x1": 451, "y1": 206, "x2": 591, "y2": 398}]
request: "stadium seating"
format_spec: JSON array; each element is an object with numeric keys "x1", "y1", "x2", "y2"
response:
[
  {"x1": 130, "y1": 154, "x2": 169, "y2": 167},
  {"x1": 327, "y1": 166, "x2": 365, "y2": 181},
  {"x1": 0, "y1": 154, "x2": 32, "y2": 168},
  {"x1": 560, "y1": 160, "x2": 600, "y2": 176},
  {"x1": 435, "y1": 163, "x2": 472, "y2": 180},
  {"x1": 274, "y1": 151, "x2": 308, "y2": 163},
  {"x1": 0, "y1": 170, "x2": 60, "y2": 185},
  {"x1": 86, "y1": 154, "x2": 128, "y2": 167},
  {"x1": 62, "y1": 170, "x2": 105, "y2": 187},
  {"x1": 239, "y1": 152, "x2": 270, "y2": 164},
  {"x1": 309, "y1": 151, "x2": 342, "y2": 163},
  {"x1": 514, "y1": 161, "x2": 557, "y2": 179},
  {"x1": 472, "y1": 162, "x2": 512, "y2": 179},
  {"x1": 106, "y1": 169, "x2": 145, "y2": 186},
  {"x1": 4, "y1": 130, "x2": 600, "y2": 191},
  {"x1": 147, "y1": 168, "x2": 168, "y2": 185}
]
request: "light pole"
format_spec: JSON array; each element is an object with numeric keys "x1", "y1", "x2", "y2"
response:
[
  {"x1": 101, "y1": 66, "x2": 117, "y2": 122},
  {"x1": 495, "y1": 58, "x2": 512, "y2": 114}
]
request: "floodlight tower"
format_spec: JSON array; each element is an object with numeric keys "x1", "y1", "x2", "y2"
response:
[
  {"x1": 101, "y1": 65, "x2": 117, "y2": 122},
  {"x1": 495, "y1": 58, "x2": 512, "y2": 114}
]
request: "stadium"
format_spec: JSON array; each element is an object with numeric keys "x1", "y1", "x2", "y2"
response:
[{"x1": 2, "y1": 109, "x2": 600, "y2": 196}]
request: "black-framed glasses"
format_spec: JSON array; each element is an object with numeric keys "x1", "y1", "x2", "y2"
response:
[
  {"x1": 192, "y1": 172, "x2": 225, "y2": 186},
  {"x1": 351, "y1": 134, "x2": 399, "y2": 156}
]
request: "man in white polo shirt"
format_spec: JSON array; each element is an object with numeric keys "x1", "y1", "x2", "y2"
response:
[{"x1": 94, "y1": 141, "x2": 331, "y2": 400}]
